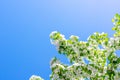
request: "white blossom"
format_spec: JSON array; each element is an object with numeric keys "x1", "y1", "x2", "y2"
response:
[
  {"x1": 30, "y1": 14, "x2": 120, "y2": 80},
  {"x1": 29, "y1": 75, "x2": 44, "y2": 80}
]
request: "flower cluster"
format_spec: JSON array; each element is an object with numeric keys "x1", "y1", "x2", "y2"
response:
[
  {"x1": 30, "y1": 13, "x2": 120, "y2": 80},
  {"x1": 29, "y1": 75, "x2": 44, "y2": 80},
  {"x1": 49, "y1": 14, "x2": 120, "y2": 80}
]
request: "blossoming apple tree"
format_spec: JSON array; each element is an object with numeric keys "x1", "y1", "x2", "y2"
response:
[{"x1": 30, "y1": 14, "x2": 120, "y2": 80}]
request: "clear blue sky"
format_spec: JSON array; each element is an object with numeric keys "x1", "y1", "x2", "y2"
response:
[{"x1": 0, "y1": 0, "x2": 120, "y2": 80}]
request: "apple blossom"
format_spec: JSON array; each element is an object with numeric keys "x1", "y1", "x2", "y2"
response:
[{"x1": 30, "y1": 13, "x2": 120, "y2": 80}]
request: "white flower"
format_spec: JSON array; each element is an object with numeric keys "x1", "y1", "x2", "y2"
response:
[
  {"x1": 118, "y1": 26, "x2": 120, "y2": 29},
  {"x1": 70, "y1": 35, "x2": 79, "y2": 41},
  {"x1": 101, "y1": 32, "x2": 105, "y2": 35},
  {"x1": 29, "y1": 75, "x2": 44, "y2": 80},
  {"x1": 49, "y1": 31, "x2": 58, "y2": 37},
  {"x1": 110, "y1": 38, "x2": 114, "y2": 44},
  {"x1": 72, "y1": 46, "x2": 79, "y2": 54},
  {"x1": 50, "y1": 40, "x2": 60, "y2": 50},
  {"x1": 60, "y1": 34, "x2": 65, "y2": 40},
  {"x1": 83, "y1": 49, "x2": 87, "y2": 53},
  {"x1": 53, "y1": 74, "x2": 59, "y2": 79}
]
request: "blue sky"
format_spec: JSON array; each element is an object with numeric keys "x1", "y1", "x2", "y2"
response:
[{"x1": 0, "y1": 0, "x2": 120, "y2": 80}]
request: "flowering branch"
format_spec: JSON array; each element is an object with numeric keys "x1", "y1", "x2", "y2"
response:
[{"x1": 30, "y1": 13, "x2": 120, "y2": 80}]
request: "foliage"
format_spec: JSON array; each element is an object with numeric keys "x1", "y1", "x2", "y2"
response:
[{"x1": 30, "y1": 13, "x2": 120, "y2": 80}]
